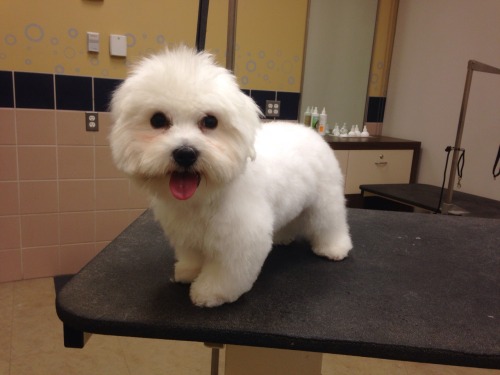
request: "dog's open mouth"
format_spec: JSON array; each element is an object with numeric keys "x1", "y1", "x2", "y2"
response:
[{"x1": 169, "y1": 171, "x2": 201, "y2": 200}]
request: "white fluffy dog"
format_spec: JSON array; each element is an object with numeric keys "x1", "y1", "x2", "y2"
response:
[{"x1": 110, "y1": 46, "x2": 352, "y2": 307}]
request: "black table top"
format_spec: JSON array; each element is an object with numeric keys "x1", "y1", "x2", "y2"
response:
[
  {"x1": 56, "y1": 209, "x2": 500, "y2": 369},
  {"x1": 360, "y1": 183, "x2": 500, "y2": 218}
]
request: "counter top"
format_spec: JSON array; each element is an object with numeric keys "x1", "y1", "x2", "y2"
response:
[{"x1": 324, "y1": 135, "x2": 421, "y2": 150}]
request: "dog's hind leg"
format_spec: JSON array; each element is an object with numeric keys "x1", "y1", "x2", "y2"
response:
[{"x1": 305, "y1": 192, "x2": 352, "y2": 261}]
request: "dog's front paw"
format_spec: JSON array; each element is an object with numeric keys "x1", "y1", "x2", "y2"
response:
[
  {"x1": 174, "y1": 261, "x2": 201, "y2": 284},
  {"x1": 189, "y1": 272, "x2": 247, "y2": 307},
  {"x1": 190, "y1": 285, "x2": 232, "y2": 308},
  {"x1": 313, "y1": 235, "x2": 352, "y2": 261}
]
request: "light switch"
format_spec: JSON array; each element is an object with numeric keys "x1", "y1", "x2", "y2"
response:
[
  {"x1": 110, "y1": 34, "x2": 127, "y2": 57},
  {"x1": 87, "y1": 32, "x2": 99, "y2": 53}
]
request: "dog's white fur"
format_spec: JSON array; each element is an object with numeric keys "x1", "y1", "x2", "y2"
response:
[{"x1": 110, "y1": 46, "x2": 352, "y2": 307}]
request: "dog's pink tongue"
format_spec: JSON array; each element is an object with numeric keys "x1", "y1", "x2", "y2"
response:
[{"x1": 169, "y1": 172, "x2": 200, "y2": 200}]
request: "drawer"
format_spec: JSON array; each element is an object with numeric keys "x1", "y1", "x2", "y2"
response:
[{"x1": 344, "y1": 149, "x2": 413, "y2": 194}]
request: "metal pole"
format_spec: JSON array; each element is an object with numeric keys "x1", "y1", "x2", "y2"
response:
[
  {"x1": 226, "y1": 0, "x2": 238, "y2": 71},
  {"x1": 442, "y1": 61, "x2": 474, "y2": 208},
  {"x1": 196, "y1": 0, "x2": 210, "y2": 52},
  {"x1": 442, "y1": 60, "x2": 500, "y2": 212},
  {"x1": 204, "y1": 343, "x2": 224, "y2": 375}
]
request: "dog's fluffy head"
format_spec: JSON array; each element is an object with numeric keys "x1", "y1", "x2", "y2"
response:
[{"x1": 110, "y1": 46, "x2": 262, "y2": 201}]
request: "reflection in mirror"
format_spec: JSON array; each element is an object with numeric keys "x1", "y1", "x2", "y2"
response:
[{"x1": 300, "y1": 0, "x2": 378, "y2": 129}]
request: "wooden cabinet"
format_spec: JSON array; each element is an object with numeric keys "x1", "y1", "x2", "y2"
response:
[{"x1": 326, "y1": 136, "x2": 421, "y2": 195}]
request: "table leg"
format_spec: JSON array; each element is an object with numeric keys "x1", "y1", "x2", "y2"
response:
[
  {"x1": 62, "y1": 324, "x2": 91, "y2": 348},
  {"x1": 205, "y1": 343, "x2": 224, "y2": 375},
  {"x1": 224, "y1": 345, "x2": 322, "y2": 375}
]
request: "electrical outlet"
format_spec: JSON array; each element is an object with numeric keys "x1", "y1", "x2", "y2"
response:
[
  {"x1": 85, "y1": 112, "x2": 99, "y2": 132},
  {"x1": 265, "y1": 100, "x2": 281, "y2": 118}
]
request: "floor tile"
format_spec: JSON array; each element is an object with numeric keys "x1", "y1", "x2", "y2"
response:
[
  {"x1": 322, "y1": 353, "x2": 407, "y2": 374},
  {"x1": 118, "y1": 337, "x2": 213, "y2": 375},
  {"x1": 1, "y1": 277, "x2": 499, "y2": 375},
  {"x1": 405, "y1": 361, "x2": 499, "y2": 375},
  {"x1": 0, "y1": 281, "x2": 13, "y2": 371}
]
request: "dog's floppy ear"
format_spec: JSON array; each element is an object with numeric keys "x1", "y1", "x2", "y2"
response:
[{"x1": 237, "y1": 92, "x2": 262, "y2": 162}]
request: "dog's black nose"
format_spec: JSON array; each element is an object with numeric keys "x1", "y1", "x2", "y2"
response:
[{"x1": 172, "y1": 146, "x2": 199, "y2": 168}]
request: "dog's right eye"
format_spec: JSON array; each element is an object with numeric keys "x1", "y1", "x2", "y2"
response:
[{"x1": 150, "y1": 112, "x2": 170, "y2": 129}]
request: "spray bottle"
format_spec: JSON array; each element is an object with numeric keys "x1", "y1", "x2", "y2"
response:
[
  {"x1": 311, "y1": 107, "x2": 319, "y2": 130},
  {"x1": 303, "y1": 106, "x2": 311, "y2": 126},
  {"x1": 317, "y1": 108, "x2": 327, "y2": 135}
]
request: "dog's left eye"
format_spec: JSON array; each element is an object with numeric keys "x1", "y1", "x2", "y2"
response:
[
  {"x1": 200, "y1": 115, "x2": 218, "y2": 130},
  {"x1": 150, "y1": 112, "x2": 170, "y2": 129}
]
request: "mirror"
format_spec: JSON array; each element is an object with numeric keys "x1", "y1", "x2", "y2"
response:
[{"x1": 300, "y1": 0, "x2": 378, "y2": 129}]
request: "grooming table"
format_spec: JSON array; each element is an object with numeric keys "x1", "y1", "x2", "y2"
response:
[
  {"x1": 56, "y1": 209, "x2": 500, "y2": 373},
  {"x1": 360, "y1": 183, "x2": 500, "y2": 218}
]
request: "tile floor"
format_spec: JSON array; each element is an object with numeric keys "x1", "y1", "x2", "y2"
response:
[{"x1": 0, "y1": 277, "x2": 498, "y2": 375}]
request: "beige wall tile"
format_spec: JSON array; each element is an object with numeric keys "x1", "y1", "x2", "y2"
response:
[
  {"x1": 95, "y1": 112, "x2": 112, "y2": 146},
  {"x1": 60, "y1": 243, "x2": 98, "y2": 275},
  {"x1": 16, "y1": 109, "x2": 56, "y2": 145},
  {"x1": 59, "y1": 212, "x2": 95, "y2": 245},
  {"x1": 0, "y1": 249, "x2": 22, "y2": 282},
  {"x1": 22, "y1": 246, "x2": 60, "y2": 279},
  {"x1": 0, "y1": 216, "x2": 21, "y2": 250},
  {"x1": 19, "y1": 181, "x2": 58, "y2": 214},
  {"x1": 58, "y1": 146, "x2": 94, "y2": 179},
  {"x1": 129, "y1": 182, "x2": 150, "y2": 209},
  {"x1": 0, "y1": 109, "x2": 16, "y2": 145},
  {"x1": 1, "y1": 109, "x2": 158, "y2": 280},
  {"x1": 0, "y1": 182, "x2": 19, "y2": 215},
  {"x1": 95, "y1": 241, "x2": 110, "y2": 253},
  {"x1": 18, "y1": 146, "x2": 57, "y2": 180},
  {"x1": 95, "y1": 210, "x2": 132, "y2": 242},
  {"x1": 0, "y1": 146, "x2": 17, "y2": 180},
  {"x1": 129, "y1": 208, "x2": 147, "y2": 222},
  {"x1": 58, "y1": 180, "x2": 95, "y2": 212},
  {"x1": 56, "y1": 111, "x2": 94, "y2": 146},
  {"x1": 95, "y1": 146, "x2": 124, "y2": 178},
  {"x1": 20, "y1": 214, "x2": 59, "y2": 248},
  {"x1": 95, "y1": 179, "x2": 130, "y2": 210}
]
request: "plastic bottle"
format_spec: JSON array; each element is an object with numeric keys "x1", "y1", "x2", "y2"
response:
[
  {"x1": 333, "y1": 123, "x2": 340, "y2": 136},
  {"x1": 340, "y1": 123, "x2": 348, "y2": 137},
  {"x1": 317, "y1": 107, "x2": 327, "y2": 135},
  {"x1": 311, "y1": 107, "x2": 319, "y2": 130},
  {"x1": 303, "y1": 106, "x2": 311, "y2": 126},
  {"x1": 348, "y1": 125, "x2": 355, "y2": 137}
]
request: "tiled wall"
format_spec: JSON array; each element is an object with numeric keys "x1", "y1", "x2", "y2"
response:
[
  {"x1": 0, "y1": 71, "x2": 149, "y2": 283},
  {"x1": 0, "y1": 70, "x2": 300, "y2": 283}
]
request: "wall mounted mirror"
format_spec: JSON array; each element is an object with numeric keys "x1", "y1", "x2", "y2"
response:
[{"x1": 300, "y1": 0, "x2": 378, "y2": 128}]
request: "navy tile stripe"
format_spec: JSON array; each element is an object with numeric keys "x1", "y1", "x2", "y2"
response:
[
  {"x1": 0, "y1": 71, "x2": 14, "y2": 108},
  {"x1": 14, "y1": 72, "x2": 54, "y2": 109},
  {"x1": 1, "y1": 71, "x2": 300, "y2": 120},
  {"x1": 277, "y1": 92, "x2": 300, "y2": 121},
  {"x1": 94, "y1": 78, "x2": 122, "y2": 112},
  {"x1": 366, "y1": 96, "x2": 386, "y2": 123},
  {"x1": 56, "y1": 75, "x2": 93, "y2": 111}
]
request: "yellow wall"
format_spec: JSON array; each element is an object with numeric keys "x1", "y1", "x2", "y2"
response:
[
  {"x1": 233, "y1": 0, "x2": 308, "y2": 91},
  {"x1": 368, "y1": 0, "x2": 399, "y2": 97},
  {"x1": 0, "y1": 0, "x2": 307, "y2": 91}
]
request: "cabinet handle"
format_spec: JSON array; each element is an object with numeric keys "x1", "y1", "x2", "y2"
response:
[{"x1": 375, "y1": 161, "x2": 388, "y2": 166}]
